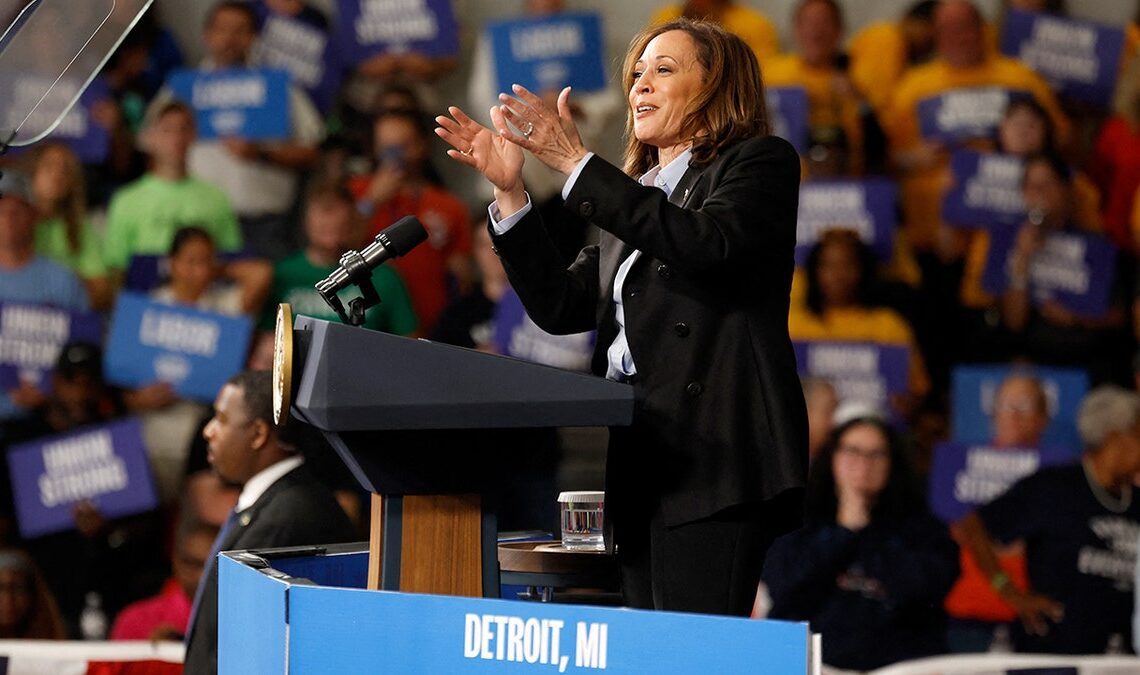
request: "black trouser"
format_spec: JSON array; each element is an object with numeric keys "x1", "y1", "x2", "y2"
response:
[{"x1": 616, "y1": 501, "x2": 780, "y2": 616}]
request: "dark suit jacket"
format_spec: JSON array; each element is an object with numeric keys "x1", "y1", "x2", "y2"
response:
[
  {"x1": 492, "y1": 135, "x2": 808, "y2": 530},
  {"x1": 183, "y1": 464, "x2": 356, "y2": 674}
]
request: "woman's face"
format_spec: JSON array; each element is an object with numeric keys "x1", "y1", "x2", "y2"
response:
[
  {"x1": 832, "y1": 423, "x2": 892, "y2": 498},
  {"x1": 628, "y1": 30, "x2": 705, "y2": 153},
  {"x1": 32, "y1": 147, "x2": 73, "y2": 206},
  {"x1": 999, "y1": 106, "x2": 1048, "y2": 156},
  {"x1": 169, "y1": 236, "x2": 217, "y2": 296},
  {"x1": 1022, "y1": 161, "x2": 1070, "y2": 223},
  {"x1": 815, "y1": 238, "x2": 861, "y2": 308}
]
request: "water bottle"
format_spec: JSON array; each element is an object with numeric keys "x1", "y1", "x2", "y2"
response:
[{"x1": 79, "y1": 591, "x2": 107, "y2": 640}]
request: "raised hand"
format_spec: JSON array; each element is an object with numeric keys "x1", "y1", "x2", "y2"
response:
[
  {"x1": 496, "y1": 84, "x2": 588, "y2": 175},
  {"x1": 435, "y1": 106, "x2": 524, "y2": 194}
]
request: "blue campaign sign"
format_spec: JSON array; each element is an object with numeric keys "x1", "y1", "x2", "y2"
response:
[
  {"x1": 493, "y1": 288, "x2": 595, "y2": 372},
  {"x1": 928, "y1": 441, "x2": 1077, "y2": 523},
  {"x1": 793, "y1": 340, "x2": 909, "y2": 412},
  {"x1": 7, "y1": 418, "x2": 158, "y2": 539},
  {"x1": 795, "y1": 178, "x2": 898, "y2": 266},
  {"x1": 0, "y1": 303, "x2": 102, "y2": 390},
  {"x1": 45, "y1": 76, "x2": 112, "y2": 164},
  {"x1": 335, "y1": 0, "x2": 460, "y2": 63},
  {"x1": 1000, "y1": 9, "x2": 1125, "y2": 107},
  {"x1": 917, "y1": 87, "x2": 1032, "y2": 145},
  {"x1": 487, "y1": 13, "x2": 607, "y2": 94},
  {"x1": 123, "y1": 251, "x2": 247, "y2": 294},
  {"x1": 103, "y1": 292, "x2": 252, "y2": 403},
  {"x1": 981, "y1": 225, "x2": 1117, "y2": 319},
  {"x1": 765, "y1": 87, "x2": 809, "y2": 155},
  {"x1": 167, "y1": 67, "x2": 291, "y2": 141},
  {"x1": 950, "y1": 364, "x2": 1088, "y2": 450},
  {"x1": 942, "y1": 150, "x2": 1026, "y2": 229}
]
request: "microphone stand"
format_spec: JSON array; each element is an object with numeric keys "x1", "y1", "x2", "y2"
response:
[{"x1": 319, "y1": 247, "x2": 384, "y2": 327}]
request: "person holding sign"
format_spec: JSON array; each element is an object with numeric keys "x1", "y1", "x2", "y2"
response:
[
  {"x1": 998, "y1": 152, "x2": 1129, "y2": 384},
  {"x1": 436, "y1": 19, "x2": 806, "y2": 615},
  {"x1": 957, "y1": 385, "x2": 1140, "y2": 654}
]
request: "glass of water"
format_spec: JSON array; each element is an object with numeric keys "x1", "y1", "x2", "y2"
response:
[{"x1": 558, "y1": 491, "x2": 604, "y2": 551}]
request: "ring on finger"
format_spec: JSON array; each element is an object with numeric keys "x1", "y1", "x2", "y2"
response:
[
  {"x1": 522, "y1": 121, "x2": 535, "y2": 139},
  {"x1": 460, "y1": 146, "x2": 473, "y2": 156}
]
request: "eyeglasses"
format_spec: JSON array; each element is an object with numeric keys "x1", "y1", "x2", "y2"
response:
[
  {"x1": 836, "y1": 445, "x2": 889, "y2": 461},
  {"x1": 995, "y1": 400, "x2": 1043, "y2": 415}
]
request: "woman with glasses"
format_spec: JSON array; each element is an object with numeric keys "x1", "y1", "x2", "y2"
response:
[{"x1": 760, "y1": 416, "x2": 959, "y2": 670}]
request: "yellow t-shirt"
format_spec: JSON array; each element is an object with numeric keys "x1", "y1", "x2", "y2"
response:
[
  {"x1": 882, "y1": 56, "x2": 1069, "y2": 251},
  {"x1": 650, "y1": 4, "x2": 779, "y2": 63},
  {"x1": 787, "y1": 305, "x2": 931, "y2": 398},
  {"x1": 848, "y1": 21, "x2": 908, "y2": 113},
  {"x1": 764, "y1": 54, "x2": 864, "y2": 174}
]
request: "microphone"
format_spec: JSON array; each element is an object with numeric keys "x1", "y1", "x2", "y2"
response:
[{"x1": 315, "y1": 216, "x2": 427, "y2": 322}]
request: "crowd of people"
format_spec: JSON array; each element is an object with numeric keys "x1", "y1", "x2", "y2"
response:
[{"x1": 0, "y1": 0, "x2": 1138, "y2": 670}]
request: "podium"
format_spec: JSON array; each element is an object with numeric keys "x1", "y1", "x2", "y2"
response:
[{"x1": 281, "y1": 315, "x2": 633, "y2": 598}]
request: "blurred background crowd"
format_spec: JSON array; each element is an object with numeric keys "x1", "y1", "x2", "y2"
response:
[{"x1": 1, "y1": 0, "x2": 1140, "y2": 670}]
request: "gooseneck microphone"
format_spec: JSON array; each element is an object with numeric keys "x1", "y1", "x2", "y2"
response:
[{"x1": 315, "y1": 215, "x2": 428, "y2": 325}]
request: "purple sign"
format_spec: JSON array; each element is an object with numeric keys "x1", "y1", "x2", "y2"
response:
[
  {"x1": 254, "y1": 9, "x2": 342, "y2": 112},
  {"x1": 1000, "y1": 9, "x2": 1125, "y2": 108},
  {"x1": 493, "y1": 288, "x2": 594, "y2": 372},
  {"x1": 942, "y1": 150, "x2": 1026, "y2": 229},
  {"x1": 765, "y1": 86, "x2": 809, "y2": 155},
  {"x1": 981, "y1": 225, "x2": 1118, "y2": 319},
  {"x1": 792, "y1": 340, "x2": 909, "y2": 413},
  {"x1": 0, "y1": 303, "x2": 102, "y2": 390},
  {"x1": 917, "y1": 87, "x2": 1032, "y2": 145},
  {"x1": 928, "y1": 441, "x2": 1076, "y2": 523},
  {"x1": 7, "y1": 418, "x2": 158, "y2": 539},
  {"x1": 795, "y1": 178, "x2": 897, "y2": 265},
  {"x1": 334, "y1": 0, "x2": 460, "y2": 64}
]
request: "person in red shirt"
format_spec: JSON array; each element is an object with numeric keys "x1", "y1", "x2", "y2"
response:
[
  {"x1": 109, "y1": 522, "x2": 217, "y2": 641},
  {"x1": 350, "y1": 109, "x2": 472, "y2": 335},
  {"x1": 1088, "y1": 58, "x2": 1140, "y2": 251}
]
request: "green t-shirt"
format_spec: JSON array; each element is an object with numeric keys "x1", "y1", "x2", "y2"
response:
[
  {"x1": 35, "y1": 215, "x2": 107, "y2": 279},
  {"x1": 261, "y1": 251, "x2": 418, "y2": 336},
  {"x1": 103, "y1": 174, "x2": 242, "y2": 270}
]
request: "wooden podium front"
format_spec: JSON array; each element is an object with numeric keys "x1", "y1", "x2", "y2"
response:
[{"x1": 278, "y1": 314, "x2": 633, "y2": 598}]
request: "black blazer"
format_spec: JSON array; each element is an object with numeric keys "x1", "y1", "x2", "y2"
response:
[
  {"x1": 491, "y1": 135, "x2": 808, "y2": 528},
  {"x1": 183, "y1": 464, "x2": 357, "y2": 674}
]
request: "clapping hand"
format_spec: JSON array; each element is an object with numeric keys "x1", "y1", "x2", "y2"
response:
[{"x1": 435, "y1": 106, "x2": 524, "y2": 195}]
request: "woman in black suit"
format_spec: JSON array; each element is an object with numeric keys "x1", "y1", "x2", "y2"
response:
[{"x1": 436, "y1": 19, "x2": 806, "y2": 616}]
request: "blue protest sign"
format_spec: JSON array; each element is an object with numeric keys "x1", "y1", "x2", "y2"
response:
[
  {"x1": 334, "y1": 0, "x2": 460, "y2": 63},
  {"x1": 7, "y1": 418, "x2": 158, "y2": 539},
  {"x1": 493, "y1": 288, "x2": 594, "y2": 372},
  {"x1": 0, "y1": 73, "x2": 112, "y2": 163},
  {"x1": 981, "y1": 225, "x2": 1117, "y2": 319},
  {"x1": 793, "y1": 341, "x2": 909, "y2": 413},
  {"x1": 167, "y1": 67, "x2": 291, "y2": 141},
  {"x1": 942, "y1": 150, "x2": 1026, "y2": 229},
  {"x1": 765, "y1": 87, "x2": 809, "y2": 155},
  {"x1": 928, "y1": 441, "x2": 1077, "y2": 523},
  {"x1": 1000, "y1": 9, "x2": 1125, "y2": 107},
  {"x1": 103, "y1": 292, "x2": 252, "y2": 402},
  {"x1": 950, "y1": 364, "x2": 1088, "y2": 450},
  {"x1": 0, "y1": 303, "x2": 102, "y2": 390},
  {"x1": 795, "y1": 178, "x2": 898, "y2": 265},
  {"x1": 917, "y1": 87, "x2": 1032, "y2": 145},
  {"x1": 487, "y1": 13, "x2": 606, "y2": 95}
]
